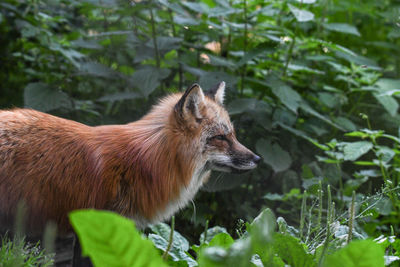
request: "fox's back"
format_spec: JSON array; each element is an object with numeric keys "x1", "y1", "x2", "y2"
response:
[{"x1": 0, "y1": 109, "x2": 110, "y2": 233}]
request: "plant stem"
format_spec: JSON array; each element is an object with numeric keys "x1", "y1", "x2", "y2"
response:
[
  {"x1": 162, "y1": 216, "x2": 175, "y2": 260},
  {"x1": 203, "y1": 220, "x2": 209, "y2": 245},
  {"x1": 317, "y1": 181, "x2": 323, "y2": 232},
  {"x1": 240, "y1": 0, "x2": 248, "y2": 96},
  {"x1": 347, "y1": 191, "x2": 356, "y2": 244},
  {"x1": 300, "y1": 190, "x2": 307, "y2": 240}
]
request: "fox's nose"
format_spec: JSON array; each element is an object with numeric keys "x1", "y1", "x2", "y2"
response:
[{"x1": 253, "y1": 155, "x2": 261, "y2": 164}]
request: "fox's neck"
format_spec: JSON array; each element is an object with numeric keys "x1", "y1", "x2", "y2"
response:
[{"x1": 97, "y1": 111, "x2": 208, "y2": 227}]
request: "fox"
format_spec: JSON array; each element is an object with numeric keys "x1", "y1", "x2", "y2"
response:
[{"x1": 0, "y1": 82, "x2": 260, "y2": 235}]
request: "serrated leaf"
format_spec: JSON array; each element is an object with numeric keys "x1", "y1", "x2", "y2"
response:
[
  {"x1": 131, "y1": 66, "x2": 170, "y2": 97},
  {"x1": 288, "y1": 4, "x2": 314, "y2": 22},
  {"x1": 69, "y1": 210, "x2": 167, "y2": 267},
  {"x1": 343, "y1": 141, "x2": 373, "y2": 161},
  {"x1": 268, "y1": 77, "x2": 302, "y2": 114},
  {"x1": 323, "y1": 23, "x2": 361, "y2": 36},
  {"x1": 324, "y1": 239, "x2": 384, "y2": 267},
  {"x1": 256, "y1": 139, "x2": 292, "y2": 172},
  {"x1": 24, "y1": 82, "x2": 72, "y2": 112}
]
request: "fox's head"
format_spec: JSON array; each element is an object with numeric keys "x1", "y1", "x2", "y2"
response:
[{"x1": 174, "y1": 82, "x2": 261, "y2": 173}]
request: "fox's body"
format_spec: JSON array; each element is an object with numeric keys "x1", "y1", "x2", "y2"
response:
[{"x1": 0, "y1": 83, "x2": 259, "y2": 234}]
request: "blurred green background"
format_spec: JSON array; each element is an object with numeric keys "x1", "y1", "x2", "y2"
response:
[{"x1": 1, "y1": 0, "x2": 400, "y2": 242}]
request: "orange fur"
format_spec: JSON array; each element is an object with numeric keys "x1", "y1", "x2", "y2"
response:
[
  {"x1": 0, "y1": 83, "x2": 260, "y2": 235},
  {"x1": 0, "y1": 94, "x2": 206, "y2": 234}
]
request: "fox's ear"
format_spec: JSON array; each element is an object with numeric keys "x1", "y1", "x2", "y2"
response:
[
  {"x1": 207, "y1": 81, "x2": 225, "y2": 105},
  {"x1": 175, "y1": 83, "x2": 205, "y2": 123}
]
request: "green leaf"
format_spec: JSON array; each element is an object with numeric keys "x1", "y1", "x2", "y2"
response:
[
  {"x1": 208, "y1": 233, "x2": 234, "y2": 249},
  {"x1": 273, "y1": 233, "x2": 316, "y2": 267},
  {"x1": 24, "y1": 82, "x2": 72, "y2": 112},
  {"x1": 324, "y1": 239, "x2": 384, "y2": 267},
  {"x1": 150, "y1": 222, "x2": 189, "y2": 252},
  {"x1": 343, "y1": 141, "x2": 373, "y2": 161},
  {"x1": 97, "y1": 92, "x2": 141, "y2": 102},
  {"x1": 131, "y1": 66, "x2": 171, "y2": 97},
  {"x1": 148, "y1": 234, "x2": 196, "y2": 266},
  {"x1": 256, "y1": 139, "x2": 292, "y2": 172},
  {"x1": 268, "y1": 77, "x2": 302, "y2": 114},
  {"x1": 227, "y1": 98, "x2": 271, "y2": 115},
  {"x1": 79, "y1": 62, "x2": 116, "y2": 78},
  {"x1": 207, "y1": 54, "x2": 237, "y2": 69},
  {"x1": 69, "y1": 210, "x2": 167, "y2": 267},
  {"x1": 323, "y1": 23, "x2": 361, "y2": 36},
  {"x1": 288, "y1": 4, "x2": 314, "y2": 22},
  {"x1": 199, "y1": 71, "x2": 238, "y2": 90},
  {"x1": 173, "y1": 15, "x2": 200, "y2": 26},
  {"x1": 249, "y1": 209, "x2": 276, "y2": 265},
  {"x1": 200, "y1": 226, "x2": 228, "y2": 244},
  {"x1": 374, "y1": 79, "x2": 400, "y2": 116}
]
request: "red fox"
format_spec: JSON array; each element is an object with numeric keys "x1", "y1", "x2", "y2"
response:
[{"x1": 0, "y1": 82, "x2": 260, "y2": 234}]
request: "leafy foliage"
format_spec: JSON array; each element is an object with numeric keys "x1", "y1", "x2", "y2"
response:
[
  {"x1": 69, "y1": 209, "x2": 167, "y2": 267},
  {"x1": 70, "y1": 209, "x2": 398, "y2": 267},
  {"x1": 0, "y1": 235, "x2": 54, "y2": 267},
  {"x1": 2, "y1": 0, "x2": 400, "y2": 264}
]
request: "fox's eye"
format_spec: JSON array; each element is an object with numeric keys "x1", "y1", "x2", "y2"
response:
[{"x1": 214, "y1": 135, "x2": 226, "y2": 141}]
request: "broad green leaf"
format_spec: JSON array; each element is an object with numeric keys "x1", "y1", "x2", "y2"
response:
[
  {"x1": 278, "y1": 123, "x2": 330, "y2": 151},
  {"x1": 288, "y1": 4, "x2": 314, "y2": 22},
  {"x1": 324, "y1": 239, "x2": 384, "y2": 267},
  {"x1": 323, "y1": 23, "x2": 361, "y2": 36},
  {"x1": 273, "y1": 233, "x2": 316, "y2": 267},
  {"x1": 199, "y1": 71, "x2": 238, "y2": 90},
  {"x1": 374, "y1": 79, "x2": 400, "y2": 116},
  {"x1": 150, "y1": 222, "x2": 189, "y2": 252},
  {"x1": 147, "y1": 37, "x2": 183, "y2": 53},
  {"x1": 268, "y1": 77, "x2": 302, "y2": 114},
  {"x1": 131, "y1": 66, "x2": 170, "y2": 97},
  {"x1": 79, "y1": 62, "x2": 116, "y2": 78},
  {"x1": 208, "y1": 233, "x2": 234, "y2": 249},
  {"x1": 256, "y1": 139, "x2": 292, "y2": 172},
  {"x1": 200, "y1": 226, "x2": 228, "y2": 244},
  {"x1": 24, "y1": 82, "x2": 72, "y2": 112},
  {"x1": 207, "y1": 54, "x2": 237, "y2": 69},
  {"x1": 249, "y1": 208, "x2": 275, "y2": 244},
  {"x1": 343, "y1": 141, "x2": 373, "y2": 161},
  {"x1": 69, "y1": 210, "x2": 167, "y2": 267},
  {"x1": 249, "y1": 209, "x2": 276, "y2": 265},
  {"x1": 181, "y1": 1, "x2": 209, "y2": 13},
  {"x1": 173, "y1": 15, "x2": 200, "y2": 26},
  {"x1": 197, "y1": 238, "x2": 253, "y2": 267},
  {"x1": 227, "y1": 98, "x2": 271, "y2": 115},
  {"x1": 208, "y1": 6, "x2": 238, "y2": 17},
  {"x1": 148, "y1": 234, "x2": 196, "y2": 266},
  {"x1": 300, "y1": 102, "x2": 345, "y2": 131}
]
